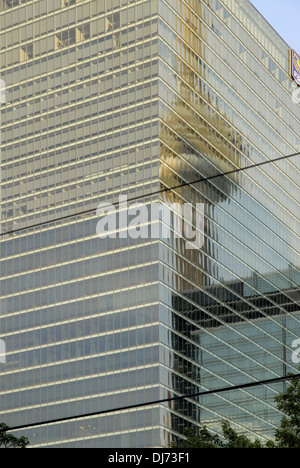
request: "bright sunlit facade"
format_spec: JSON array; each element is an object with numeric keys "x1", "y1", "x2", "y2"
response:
[{"x1": 0, "y1": 0, "x2": 299, "y2": 447}]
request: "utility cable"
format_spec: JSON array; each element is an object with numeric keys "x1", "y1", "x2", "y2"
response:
[
  {"x1": 1, "y1": 151, "x2": 299, "y2": 238},
  {"x1": 7, "y1": 372, "x2": 300, "y2": 432}
]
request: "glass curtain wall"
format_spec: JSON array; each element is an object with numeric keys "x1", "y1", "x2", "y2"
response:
[
  {"x1": 0, "y1": 0, "x2": 162, "y2": 448},
  {"x1": 157, "y1": 0, "x2": 300, "y2": 445},
  {"x1": 0, "y1": 0, "x2": 299, "y2": 447}
]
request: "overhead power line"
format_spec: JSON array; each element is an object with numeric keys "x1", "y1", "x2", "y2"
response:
[
  {"x1": 8, "y1": 373, "x2": 300, "y2": 433},
  {"x1": 1, "y1": 151, "x2": 299, "y2": 238}
]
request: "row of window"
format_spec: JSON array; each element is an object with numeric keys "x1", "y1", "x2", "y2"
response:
[
  {"x1": 3, "y1": 313, "x2": 160, "y2": 361},
  {"x1": 0, "y1": 365, "x2": 160, "y2": 409},
  {"x1": 2, "y1": 263, "x2": 159, "y2": 313},
  {"x1": 1, "y1": 1, "x2": 156, "y2": 66},
  {"x1": 160, "y1": 242, "x2": 300, "y2": 323},
  {"x1": 9, "y1": 411, "x2": 161, "y2": 449},
  {"x1": 1, "y1": 138, "x2": 156, "y2": 192},
  {"x1": 5, "y1": 325, "x2": 160, "y2": 366},
  {"x1": 0, "y1": 179, "x2": 159, "y2": 236},
  {"x1": 200, "y1": 0, "x2": 287, "y2": 70},
  {"x1": 1, "y1": 83, "x2": 158, "y2": 168},
  {"x1": 1, "y1": 18, "x2": 157, "y2": 88},
  {"x1": 1, "y1": 165, "x2": 157, "y2": 222},
  {"x1": 1, "y1": 241, "x2": 157, "y2": 293},
  {"x1": 1, "y1": 347, "x2": 160, "y2": 394},
  {"x1": 158, "y1": 13, "x2": 300, "y2": 149},
  {"x1": 1, "y1": 104, "x2": 158, "y2": 165},
  {"x1": 2, "y1": 3, "x2": 155, "y2": 49},
  {"x1": 159, "y1": 56, "x2": 300, "y2": 204},
  {"x1": 1, "y1": 284, "x2": 158, "y2": 332},
  {"x1": 160, "y1": 118, "x2": 299, "y2": 236},
  {"x1": 2, "y1": 80, "x2": 158, "y2": 146},
  {"x1": 0, "y1": 0, "x2": 146, "y2": 23},
  {"x1": 3, "y1": 56, "x2": 157, "y2": 114}
]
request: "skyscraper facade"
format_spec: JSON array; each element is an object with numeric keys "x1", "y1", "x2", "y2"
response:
[{"x1": 0, "y1": 0, "x2": 299, "y2": 448}]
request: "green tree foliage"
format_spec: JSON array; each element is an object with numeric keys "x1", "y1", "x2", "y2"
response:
[
  {"x1": 273, "y1": 374, "x2": 300, "y2": 448},
  {"x1": 221, "y1": 421, "x2": 264, "y2": 448},
  {"x1": 0, "y1": 423, "x2": 29, "y2": 449},
  {"x1": 171, "y1": 374, "x2": 300, "y2": 449},
  {"x1": 170, "y1": 422, "x2": 264, "y2": 449},
  {"x1": 170, "y1": 427, "x2": 225, "y2": 448}
]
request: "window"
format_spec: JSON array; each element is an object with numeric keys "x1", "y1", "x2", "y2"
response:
[
  {"x1": 1, "y1": 0, "x2": 22, "y2": 10},
  {"x1": 55, "y1": 26, "x2": 90, "y2": 49},
  {"x1": 20, "y1": 43, "x2": 34, "y2": 62}
]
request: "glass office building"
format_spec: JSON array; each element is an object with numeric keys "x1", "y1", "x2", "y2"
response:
[{"x1": 0, "y1": 0, "x2": 299, "y2": 448}]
